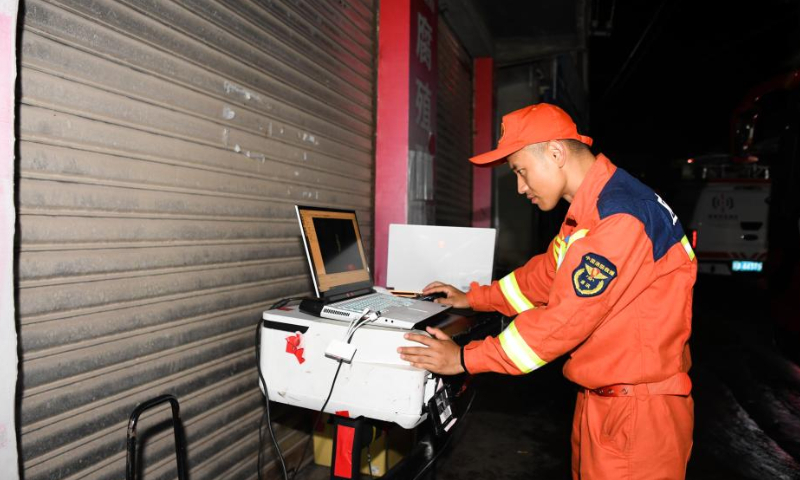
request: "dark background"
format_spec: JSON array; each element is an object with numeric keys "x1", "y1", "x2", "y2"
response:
[{"x1": 589, "y1": 0, "x2": 800, "y2": 169}]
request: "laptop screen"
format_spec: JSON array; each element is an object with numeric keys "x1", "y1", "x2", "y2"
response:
[{"x1": 296, "y1": 205, "x2": 372, "y2": 297}]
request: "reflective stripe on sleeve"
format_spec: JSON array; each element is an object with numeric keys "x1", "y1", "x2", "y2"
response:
[
  {"x1": 556, "y1": 229, "x2": 590, "y2": 271},
  {"x1": 498, "y1": 321, "x2": 547, "y2": 373},
  {"x1": 553, "y1": 235, "x2": 564, "y2": 265},
  {"x1": 680, "y1": 235, "x2": 696, "y2": 261},
  {"x1": 498, "y1": 272, "x2": 535, "y2": 313}
]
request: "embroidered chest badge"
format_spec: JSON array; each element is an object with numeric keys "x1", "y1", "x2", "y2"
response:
[{"x1": 573, "y1": 253, "x2": 618, "y2": 297}]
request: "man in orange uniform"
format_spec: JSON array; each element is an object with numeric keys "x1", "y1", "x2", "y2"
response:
[{"x1": 398, "y1": 103, "x2": 696, "y2": 479}]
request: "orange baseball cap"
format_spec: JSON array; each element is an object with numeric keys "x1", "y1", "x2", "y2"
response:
[{"x1": 469, "y1": 103, "x2": 593, "y2": 166}]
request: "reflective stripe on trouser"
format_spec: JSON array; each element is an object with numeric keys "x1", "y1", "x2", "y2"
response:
[
  {"x1": 498, "y1": 321, "x2": 547, "y2": 373},
  {"x1": 556, "y1": 229, "x2": 590, "y2": 271},
  {"x1": 498, "y1": 272, "x2": 535, "y2": 313},
  {"x1": 680, "y1": 235, "x2": 695, "y2": 261}
]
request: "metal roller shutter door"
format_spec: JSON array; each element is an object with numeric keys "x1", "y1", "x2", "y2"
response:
[
  {"x1": 17, "y1": 1, "x2": 376, "y2": 478},
  {"x1": 435, "y1": 18, "x2": 473, "y2": 227}
]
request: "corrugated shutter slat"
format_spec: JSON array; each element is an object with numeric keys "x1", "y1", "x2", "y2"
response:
[
  {"x1": 435, "y1": 19, "x2": 473, "y2": 227},
  {"x1": 18, "y1": 0, "x2": 376, "y2": 478}
]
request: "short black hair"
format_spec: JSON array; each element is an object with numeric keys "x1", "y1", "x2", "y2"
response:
[
  {"x1": 562, "y1": 139, "x2": 592, "y2": 153},
  {"x1": 525, "y1": 139, "x2": 591, "y2": 155}
]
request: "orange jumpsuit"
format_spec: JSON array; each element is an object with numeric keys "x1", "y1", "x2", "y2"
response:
[{"x1": 463, "y1": 155, "x2": 696, "y2": 479}]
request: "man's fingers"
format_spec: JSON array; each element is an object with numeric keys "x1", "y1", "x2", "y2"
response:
[
  {"x1": 397, "y1": 346, "x2": 435, "y2": 357},
  {"x1": 426, "y1": 327, "x2": 452, "y2": 341},
  {"x1": 408, "y1": 360, "x2": 438, "y2": 370},
  {"x1": 423, "y1": 281, "x2": 445, "y2": 291},
  {"x1": 399, "y1": 353, "x2": 439, "y2": 368},
  {"x1": 424, "y1": 287, "x2": 446, "y2": 295},
  {"x1": 403, "y1": 332, "x2": 435, "y2": 346},
  {"x1": 397, "y1": 330, "x2": 461, "y2": 374},
  {"x1": 400, "y1": 354, "x2": 439, "y2": 369},
  {"x1": 423, "y1": 284, "x2": 456, "y2": 295}
]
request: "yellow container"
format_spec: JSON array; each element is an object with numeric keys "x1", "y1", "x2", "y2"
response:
[{"x1": 312, "y1": 414, "x2": 414, "y2": 477}]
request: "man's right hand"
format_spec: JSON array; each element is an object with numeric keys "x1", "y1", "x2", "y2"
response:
[{"x1": 422, "y1": 281, "x2": 470, "y2": 308}]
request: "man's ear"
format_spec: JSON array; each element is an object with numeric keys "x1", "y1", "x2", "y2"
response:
[{"x1": 546, "y1": 140, "x2": 568, "y2": 168}]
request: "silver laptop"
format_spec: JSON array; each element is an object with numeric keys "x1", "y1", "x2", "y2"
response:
[
  {"x1": 295, "y1": 205, "x2": 450, "y2": 329},
  {"x1": 387, "y1": 224, "x2": 496, "y2": 293}
]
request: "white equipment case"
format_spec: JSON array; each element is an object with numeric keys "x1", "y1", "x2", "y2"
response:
[{"x1": 259, "y1": 306, "x2": 437, "y2": 429}]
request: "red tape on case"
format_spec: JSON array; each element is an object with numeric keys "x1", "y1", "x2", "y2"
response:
[
  {"x1": 334, "y1": 425, "x2": 355, "y2": 478},
  {"x1": 285, "y1": 333, "x2": 305, "y2": 364}
]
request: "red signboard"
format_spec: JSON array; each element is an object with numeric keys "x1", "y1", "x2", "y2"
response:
[{"x1": 375, "y1": 0, "x2": 438, "y2": 286}]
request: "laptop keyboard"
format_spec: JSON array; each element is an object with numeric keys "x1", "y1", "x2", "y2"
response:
[{"x1": 332, "y1": 293, "x2": 415, "y2": 313}]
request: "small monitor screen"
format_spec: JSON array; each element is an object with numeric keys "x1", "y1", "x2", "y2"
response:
[
  {"x1": 312, "y1": 217, "x2": 364, "y2": 274},
  {"x1": 297, "y1": 206, "x2": 371, "y2": 295}
]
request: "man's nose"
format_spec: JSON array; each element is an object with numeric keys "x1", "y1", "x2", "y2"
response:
[{"x1": 517, "y1": 175, "x2": 528, "y2": 195}]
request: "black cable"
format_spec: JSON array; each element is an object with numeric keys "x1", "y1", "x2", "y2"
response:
[
  {"x1": 256, "y1": 297, "x2": 305, "y2": 480},
  {"x1": 256, "y1": 318, "x2": 288, "y2": 480},
  {"x1": 409, "y1": 389, "x2": 478, "y2": 480},
  {"x1": 290, "y1": 310, "x2": 374, "y2": 479},
  {"x1": 257, "y1": 409, "x2": 270, "y2": 477},
  {"x1": 290, "y1": 359, "x2": 344, "y2": 480}
]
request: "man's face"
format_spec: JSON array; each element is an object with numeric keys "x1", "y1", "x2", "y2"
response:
[{"x1": 507, "y1": 144, "x2": 566, "y2": 211}]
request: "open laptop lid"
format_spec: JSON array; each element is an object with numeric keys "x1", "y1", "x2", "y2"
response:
[
  {"x1": 296, "y1": 205, "x2": 373, "y2": 299},
  {"x1": 386, "y1": 224, "x2": 496, "y2": 292}
]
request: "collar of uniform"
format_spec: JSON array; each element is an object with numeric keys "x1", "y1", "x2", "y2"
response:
[{"x1": 563, "y1": 153, "x2": 616, "y2": 226}]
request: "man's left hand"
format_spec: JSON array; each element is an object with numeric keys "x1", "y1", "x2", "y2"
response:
[{"x1": 398, "y1": 327, "x2": 464, "y2": 375}]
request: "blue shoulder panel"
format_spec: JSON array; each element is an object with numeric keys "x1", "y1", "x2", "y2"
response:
[{"x1": 597, "y1": 168, "x2": 686, "y2": 262}]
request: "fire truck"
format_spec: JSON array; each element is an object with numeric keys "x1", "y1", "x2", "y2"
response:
[
  {"x1": 685, "y1": 155, "x2": 770, "y2": 275},
  {"x1": 741, "y1": 71, "x2": 800, "y2": 362},
  {"x1": 686, "y1": 70, "x2": 800, "y2": 278}
]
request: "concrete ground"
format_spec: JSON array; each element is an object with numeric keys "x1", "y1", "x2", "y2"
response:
[{"x1": 295, "y1": 275, "x2": 800, "y2": 480}]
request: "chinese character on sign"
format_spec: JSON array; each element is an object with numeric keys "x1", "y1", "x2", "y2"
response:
[
  {"x1": 416, "y1": 12, "x2": 432, "y2": 70},
  {"x1": 414, "y1": 79, "x2": 431, "y2": 132}
]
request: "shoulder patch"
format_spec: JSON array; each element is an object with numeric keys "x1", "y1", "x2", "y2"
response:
[{"x1": 573, "y1": 253, "x2": 618, "y2": 297}]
